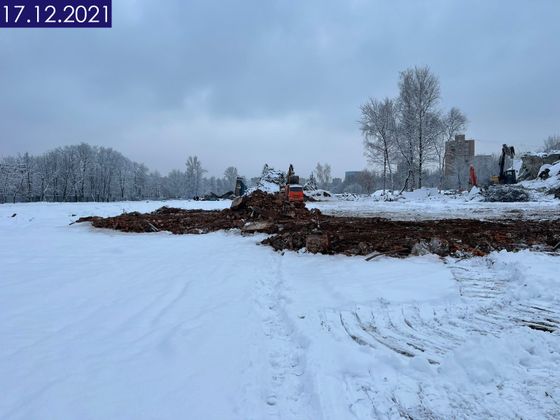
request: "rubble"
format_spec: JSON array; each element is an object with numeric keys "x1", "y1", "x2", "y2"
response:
[
  {"x1": 482, "y1": 185, "x2": 530, "y2": 202},
  {"x1": 518, "y1": 151, "x2": 560, "y2": 181},
  {"x1": 241, "y1": 221, "x2": 275, "y2": 233},
  {"x1": 411, "y1": 238, "x2": 450, "y2": 256},
  {"x1": 305, "y1": 233, "x2": 330, "y2": 253},
  {"x1": 304, "y1": 189, "x2": 333, "y2": 202},
  {"x1": 549, "y1": 187, "x2": 560, "y2": 199},
  {"x1": 78, "y1": 190, "x2": 560, "y2": 258},
  {"x1": 246, "y1": 164, "x2": 285, "y2": 194},
  {"x1": 519, "y1": 159, "x2": 560, "y2": 199},
  {"x1": 197, "y1": 191, "x2": 236, "y2": 201}
]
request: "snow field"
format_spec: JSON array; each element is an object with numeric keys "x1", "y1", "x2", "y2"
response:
[{"x1": 1, "y1": 200, "x2": 559, "y2": 419}]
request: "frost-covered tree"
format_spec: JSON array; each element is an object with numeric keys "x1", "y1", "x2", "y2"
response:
[
  {"x1": 543, "y1": 135, "x2": 560, "y2": 152},
  {"x1": 315, "y1": 163, "x2": 332, "y2": 189},
  {"x1": 223, "y1": 166, "x2": 239, "y2": 191},
  {"x1": 185, "y1": 156, "x2": 206, "y2": 198},
  {"x1": 75, "y1": 143, "x2": 93, "y2": 201},
  {"x1": 397, "y1": 66, "x2": 441, "y2": 189},
  {"x1": 304, "y1": 172, "x2": 318, "y2": 190},
  {"x1": 360, "y1": 97, "x2": 398, "y2": 194},
  {"x1": 0, "y1": 156, "x2": 25, "y2": 203},
  {"x1": 166, "y1": 169, "x2": 186, "y2": 198}
]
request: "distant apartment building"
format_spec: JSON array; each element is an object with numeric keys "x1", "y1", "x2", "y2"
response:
[
  {"x1": 344, "y1": 171, "x2": 362, "y2": 185},
  {"x1": 444, "y1": 134, "x2": 475, "y2": 189},
  {"x1": 444, "y1": 134, "x2": 475, "y2": 176},
  {"x1": 331, "y1": 177, "x2": 342, "y2": 190}
]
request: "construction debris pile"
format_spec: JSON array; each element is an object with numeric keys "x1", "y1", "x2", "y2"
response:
[
  {"x1": 516, "y1": 151, "x2": 560, "y2": 199},
  {"x1": 482, "y1": 186, "x2": 530, "y2": 202},
  {"x1": 77, "y1": 191, "x2": 560, "y2": 258},
  {"x1": 77, "y1": 191, "x2": 310, "y2": 235},
  {"x1": 518, "y1": 151, "x2": 560, "y2": 181},
  {"x1": 247, "y1": 164, "x2": 285, "y2": 194}
]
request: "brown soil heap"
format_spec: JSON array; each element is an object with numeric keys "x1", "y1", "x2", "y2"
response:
[{"x1": 77, "y1": 190, "x2": 560, "y2": 258}]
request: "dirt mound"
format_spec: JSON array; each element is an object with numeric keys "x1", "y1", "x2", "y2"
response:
[
  {"x1": 230, "y1": 190, "x2": 312, "y2": 220},
  {"x1": 77, "y1": 191, "x2": 560, "y2": 258},
  {"x1": 77, "y1": 208, "x2": 240, "y2": 235},
  {"x1": 262, "y1": 217, "x2": 560, "y2": 257},
  {"x1": 76, "y1": 191, "x2": 312, "y2": 236}
]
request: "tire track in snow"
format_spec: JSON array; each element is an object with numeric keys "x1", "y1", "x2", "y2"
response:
[{"x1": 331, "y1": 256, "x2": 560, "y2": 418}]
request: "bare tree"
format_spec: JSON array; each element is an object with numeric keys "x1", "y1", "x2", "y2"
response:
[
  {"x1": 19, "y1": 152, "x2": 35, "y2": 202},
  {"x1": 166, "y1": 169, "x2": 186, "y2": 198},
  {"x1": 186, "y1": 156, "x2": 206, "y2": 197},
  {"x1": 360, "y1": 97, "x2": 397, "y2": 195},
  {"x1": 398, "y1": 66, "x2": 441, "y2": 189},
  {"x1": 75, "y1": 143, "x2": 93, "y2": 201},
  {"x1": 0, "y1": 156, "x2": 25, "y2": 203},
  {"x1": 147, "y1": 170, "x2": 164, "y2": 199},
  {"x1": 358, "y1": 169, "x2": 376, "y2": 194},
  {"x1": 114, "y1": 154, "x2": 132, "y2": 200},
  {"x1": 315, "y1": 163, "x2": 332, "y2": 189},
  {"x1": 223, "y1": 166, "x2": 239, "y2": 191}
]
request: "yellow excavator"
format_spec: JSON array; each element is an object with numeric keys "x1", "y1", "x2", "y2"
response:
[{"x1": 491, "y1": 144, "x2": 517, "y2": 184}]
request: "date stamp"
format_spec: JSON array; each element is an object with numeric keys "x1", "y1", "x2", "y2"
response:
[{"x1": 1, "y1": 0, "x2": 111, "y2": 27}]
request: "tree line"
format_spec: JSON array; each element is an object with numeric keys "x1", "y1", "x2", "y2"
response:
[
  {"x1": 543, "y1": 135, "x2": 560, "y2": 152},
  {"x1": 0, "y1": 143, "x2": 240, "y2": 203}
]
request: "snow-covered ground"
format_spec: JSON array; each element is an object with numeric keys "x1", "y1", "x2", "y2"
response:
[
  {"x1": 1, "y1": 200, "x2": 559, "y2": 419},
  {"x1": 521, "y1": 160, "x2": 560, "y2": 192}
]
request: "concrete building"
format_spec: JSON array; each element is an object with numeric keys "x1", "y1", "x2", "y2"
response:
[
  {"x1": 444, "y1": 134, "x2": 475, "y2": 189},
  {"x1": 344, "y1": 171, "x2": 362, "y2": 185},
  {"x1": 444, "y1": 134, "x2": 475, "y2": 177},
  {"x1": 331, "y1": 178, "x2": 342, "y2": 192}
]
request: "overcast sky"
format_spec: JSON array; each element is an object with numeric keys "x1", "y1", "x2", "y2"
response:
[{"x1": 1, "y1": 0, "x2": 559, "y2": 178}]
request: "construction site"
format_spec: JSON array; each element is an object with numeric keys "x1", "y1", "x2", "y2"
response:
[
  {"x1": 70, "y1": 153, "x2": 560, "y2": 257},
  {"x1": 77, "y1": 188, "x2": 560, "y2": 258},
  {"x1": 3, "y1": 3, "x2": 560, "y2": 417}
]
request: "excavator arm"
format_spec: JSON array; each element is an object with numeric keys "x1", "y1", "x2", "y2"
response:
[{"x1": 498, "y1": 144, "x2": 516, "y2": 184}]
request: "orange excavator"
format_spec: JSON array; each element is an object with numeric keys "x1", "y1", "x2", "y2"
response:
[{"x1": 284, "y1": 164, "x2": 304, "y2": 202}]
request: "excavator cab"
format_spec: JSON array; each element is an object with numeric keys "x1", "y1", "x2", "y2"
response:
[
  {"x1": 498, "y1": 144, "x2": 517, "y2": 184},
  {"x1": 502, "y1": 169, "x2": 517, "y2": 184},
  {"x1": 286, "y1": 184, "x2": 304, "y2": 202},
  {"x1": 284, "y1": 164, "x2": 304, "y2": 202}
]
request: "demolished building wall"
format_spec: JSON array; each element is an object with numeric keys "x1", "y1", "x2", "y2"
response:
[{"x1": 518, "y1": 151, "x2": 560, "y2": 181}]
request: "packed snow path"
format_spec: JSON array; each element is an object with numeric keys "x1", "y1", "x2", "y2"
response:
[{"x1": 1, "y1": 201, "x2": 559, "y2": 419}]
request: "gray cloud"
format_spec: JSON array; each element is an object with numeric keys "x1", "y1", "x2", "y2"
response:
[{"x1": 1, "y1": 0, "x2": 559, "y2": 177}]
